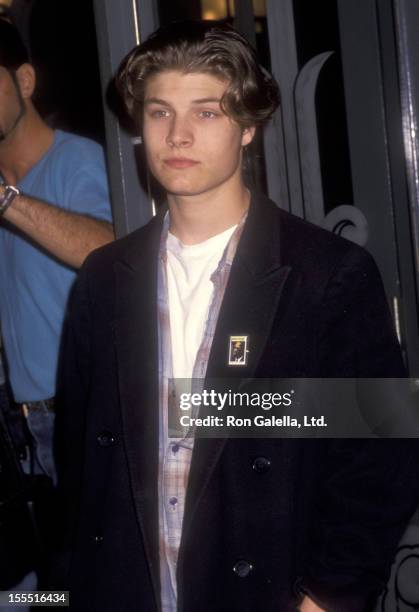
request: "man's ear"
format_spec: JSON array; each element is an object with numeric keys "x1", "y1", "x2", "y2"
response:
[
  {"x1": 15, "y1": 63, "x2": 36, "y2": 100},
  {"x1": 241, "y1": 125, "x2": 256, "y2": 147}
]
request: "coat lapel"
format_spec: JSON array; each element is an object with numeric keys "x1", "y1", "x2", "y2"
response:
[
  {"x1": 113, "y1": 215, "x2": 163, "y2": 607},
  {"x1": 182, "y1": 195, "x2": 291, "y2": 539}
]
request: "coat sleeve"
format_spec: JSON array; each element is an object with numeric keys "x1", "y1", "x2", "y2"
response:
[
  {"x1": 300, "y1": 245, "x2": 419, "y2": 612},
  {"x1": 47, "y1": 261, "x2": 93, "y2": 588}
]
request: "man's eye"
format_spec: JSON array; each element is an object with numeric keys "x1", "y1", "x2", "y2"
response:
[
  {"x1": 151, "y1": 109, "x2": 170, "y2": 118},
  {"x1": 199, "y1": 111, "x2": 218, "y2": 119}
]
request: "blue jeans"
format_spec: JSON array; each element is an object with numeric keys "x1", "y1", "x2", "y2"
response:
[
  {"x1": 3, "y1": 571, "x2": 37, "y2": 612},
  {"x1": 0, "y1": 387, "x2": 43, "y2": 602},
  {"x1": 23, "y1": 403, "x2": 57, "y2": 486}
]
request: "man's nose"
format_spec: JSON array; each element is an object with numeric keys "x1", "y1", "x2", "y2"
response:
[{"x1": 166, "y1": 115, "x2": 193, "y2": 148}]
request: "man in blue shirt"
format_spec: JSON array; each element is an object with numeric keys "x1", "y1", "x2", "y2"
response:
[{"x1": 0, "y1": 19, "x2": 114, "y2": 483}]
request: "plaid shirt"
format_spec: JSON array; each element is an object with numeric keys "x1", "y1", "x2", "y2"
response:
[{"x1": 157, "y1": 212, "x2": 247, "y2": 611}]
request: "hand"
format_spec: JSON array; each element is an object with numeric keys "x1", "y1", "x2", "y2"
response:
[{"x1": 298, "y1": 595, "x2": 326, "y2": 612}]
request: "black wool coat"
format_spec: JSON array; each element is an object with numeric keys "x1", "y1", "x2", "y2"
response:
[{"x1": 51, "y1": 194, "x2": 419, "y2": 612}]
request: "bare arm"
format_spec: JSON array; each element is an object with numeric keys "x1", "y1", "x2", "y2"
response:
[{"x1": 1, "y1": 189, "x2": 114, "y2": 268}]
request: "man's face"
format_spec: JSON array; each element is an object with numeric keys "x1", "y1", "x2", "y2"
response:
[
  {"x1": 0, "y1": 66, "x2": 24, "y2": 142},
  {"x1": 142, "y1": 70, "x2": 254, "y2": 198}
]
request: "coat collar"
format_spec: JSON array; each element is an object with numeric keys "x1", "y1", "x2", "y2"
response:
[{"x1": 206, "y1": 192, "x2": 291, "y2": 378}]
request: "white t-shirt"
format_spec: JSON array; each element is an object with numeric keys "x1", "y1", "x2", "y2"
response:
[{"x1": 166, "y1": 225, "x2": 237, "y2": 379}]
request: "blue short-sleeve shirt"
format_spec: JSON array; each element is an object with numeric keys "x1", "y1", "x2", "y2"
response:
[{"x1": 0, "y1": 130, "x2": 112, "y2": 402}]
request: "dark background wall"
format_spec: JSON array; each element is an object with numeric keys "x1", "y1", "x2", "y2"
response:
[{"x1": 8, "y1": 0, "x2": 105, "y2": 143}]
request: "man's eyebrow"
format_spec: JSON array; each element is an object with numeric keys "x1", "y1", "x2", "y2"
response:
[
  {"x1": 144, "y1": 97, "x2": 171, "y2": 106},
  {"x1": 190, "y1": 97, "x2": 222, "y2": 104},
  {"x1": 144, "y1": 97, "x2": 222, "y2": 105}
]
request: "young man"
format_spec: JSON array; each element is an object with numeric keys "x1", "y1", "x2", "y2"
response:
[{"x1": 55, "y1": 21, "x2": 419, "y2": 612}]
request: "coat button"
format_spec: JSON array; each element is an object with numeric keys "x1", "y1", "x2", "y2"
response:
[
  {"x1": 252, "y1": 456, "x2": 271, "y2": 473},
  {"x1": 97, "y1": 430, "x2": 115, "y2": 447},
  {"x1": 94, "y1": 534, "x2": 104, "y2": 546},
  {"x1": 233, "y1": 559, "x2": 254, "y2": 578}
]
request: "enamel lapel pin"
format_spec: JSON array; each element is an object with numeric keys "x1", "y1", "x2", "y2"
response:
[{"x1": 228, "y1": 335, "x2": 249, "y2": 366}]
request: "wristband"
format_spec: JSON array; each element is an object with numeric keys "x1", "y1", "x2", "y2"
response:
[{"x1": 0, "y1": 185, "x2": 20, "y2": 216}]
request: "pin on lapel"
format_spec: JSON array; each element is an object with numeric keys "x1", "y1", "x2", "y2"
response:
[{"x1": 228, "y1": 335, "x2": 249, "y2": 366}]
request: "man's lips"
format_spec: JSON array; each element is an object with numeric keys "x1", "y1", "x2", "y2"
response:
[{"x1": 163, "y1": 158, "x2": 200, "y2": 169}]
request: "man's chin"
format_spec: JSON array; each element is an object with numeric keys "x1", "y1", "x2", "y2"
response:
[
  {"x1": 167, "y1": 189, "x2": 200, "y2": 197},
  {"x1": 165, "y1": 184, "x2": 207, "y2": 198}
]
